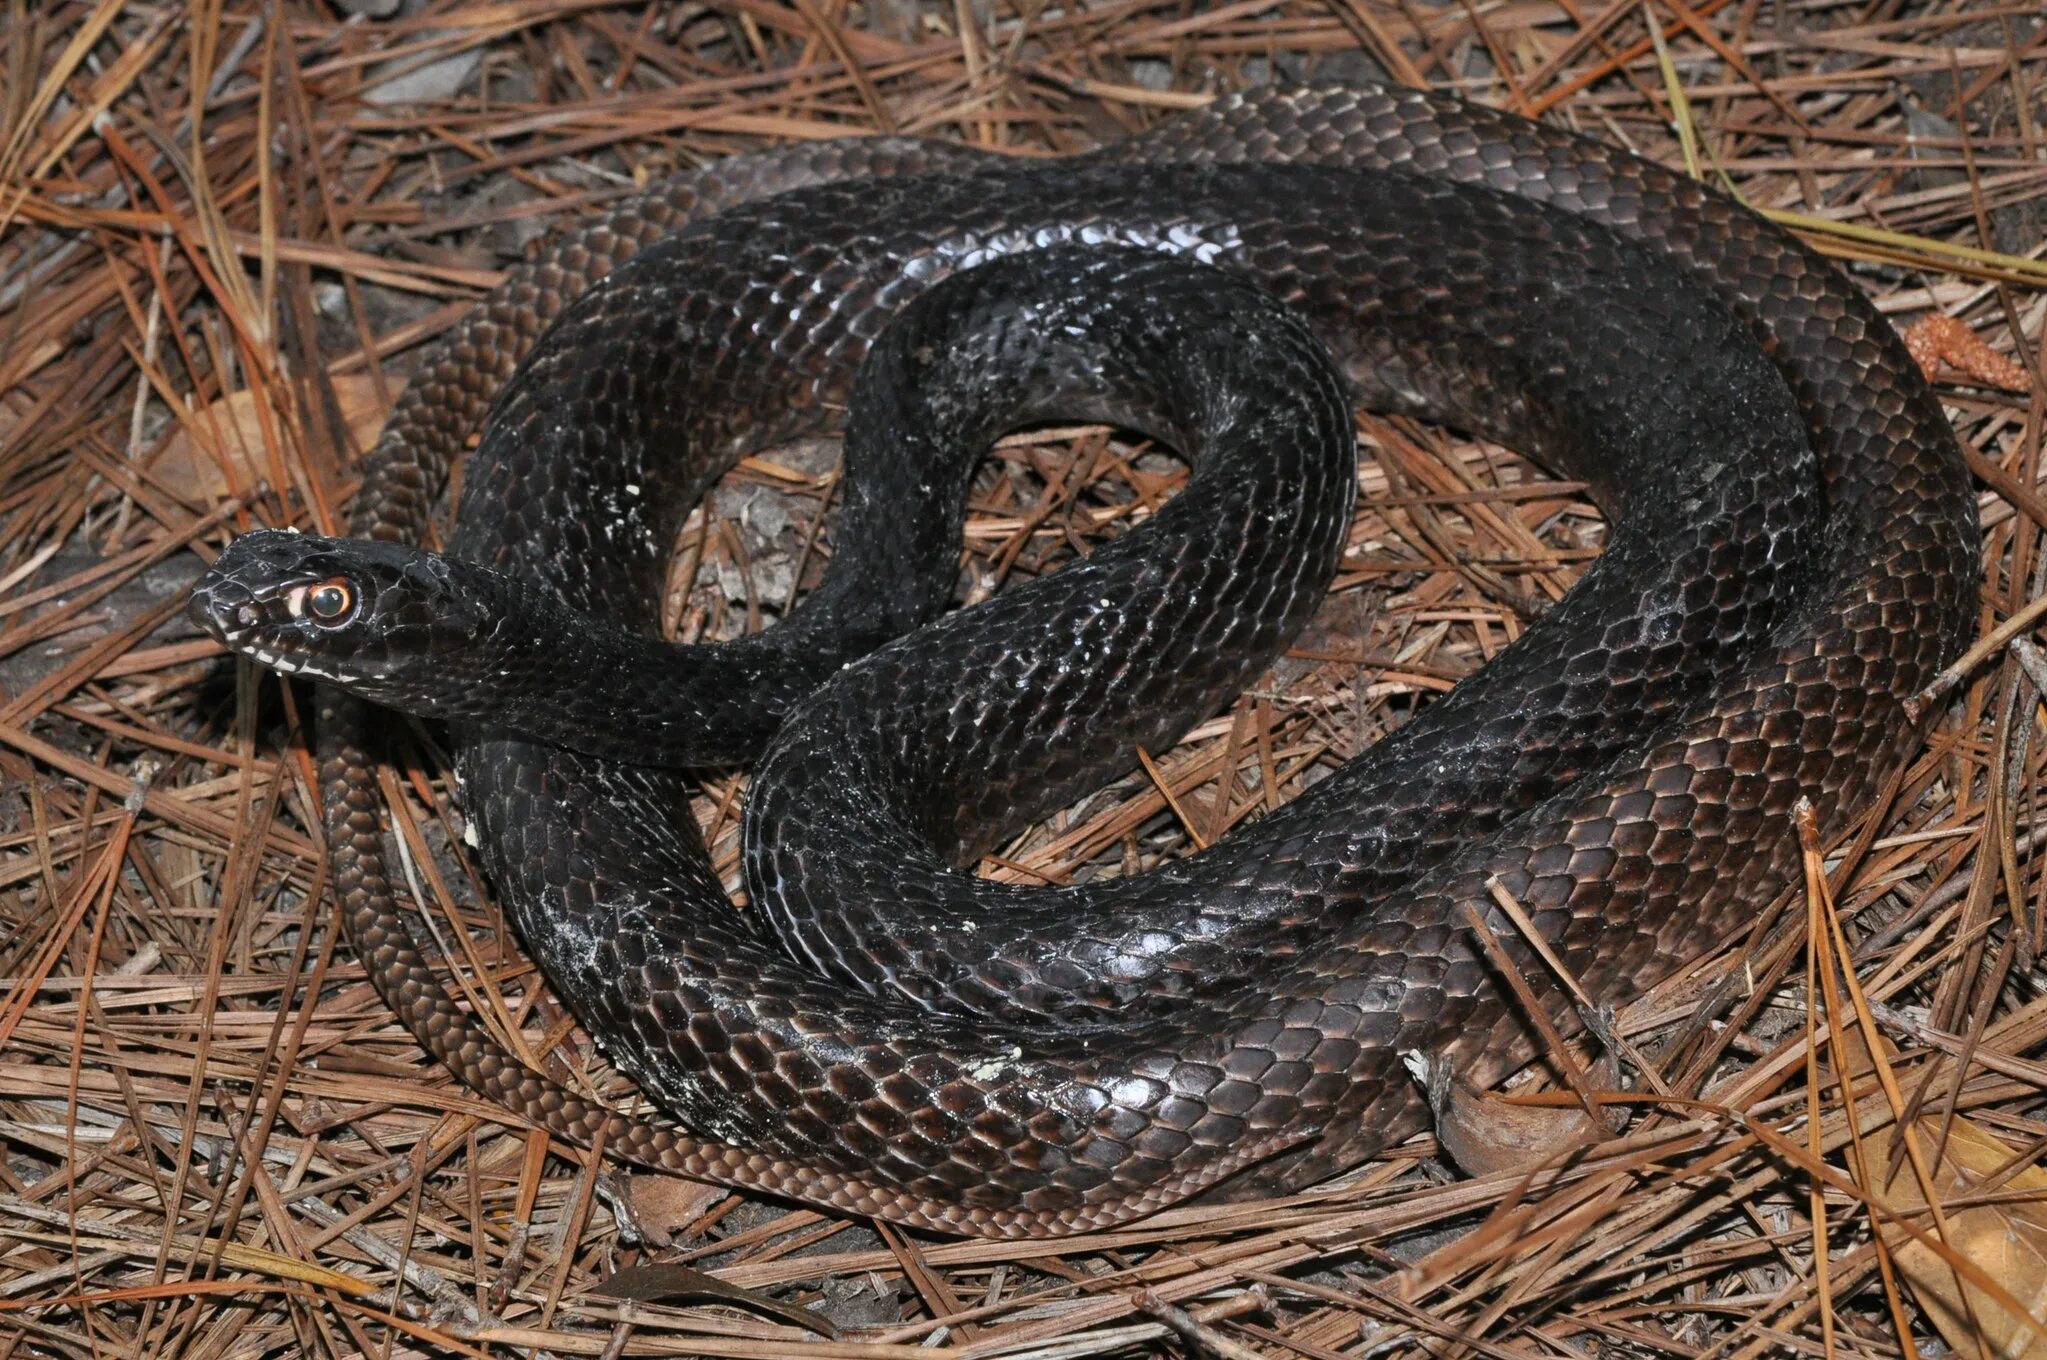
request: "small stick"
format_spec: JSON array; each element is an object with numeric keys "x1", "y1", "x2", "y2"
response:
[
  {"x1": 1458, "y1": 896, "x2": 1608, "y2": 1128},
  {"x1": 1906, "y1": 589, "x2": 2047, "y2": 720}
]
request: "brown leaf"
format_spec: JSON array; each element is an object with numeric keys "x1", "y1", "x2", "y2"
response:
[
  {"x1": 1408, "y1": 1052, "x2": 1618, "y2": 1179},
  {"x1": 1858, "y1": 1105, "x2": 2047, "y2": 1356},
  {"x1": 149, "y1": 375, "x2": 391, "y2": 505},
  {"x1": 1834, "y1": 1028, "x2": 2047, "y2": 1355},
  {"x1": 591, "y1": 1261, "x2": 838, "y2": 1338},
  {"x1": 621, "y1": 1173, "x2": 725, "y2": 1248}
]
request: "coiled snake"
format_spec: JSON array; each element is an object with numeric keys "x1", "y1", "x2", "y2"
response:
[{"x1": 188, "y1": 85, "x2": 1978, "y2": 1237}]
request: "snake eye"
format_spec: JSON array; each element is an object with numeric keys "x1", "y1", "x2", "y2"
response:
[{"x1": 303, "y1": 578, "x2": 355, "y2": 624}]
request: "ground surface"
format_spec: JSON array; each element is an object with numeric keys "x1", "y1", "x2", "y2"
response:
[{"x1": 0, "y1": 1, "x2": 2043, "y2": 1357}]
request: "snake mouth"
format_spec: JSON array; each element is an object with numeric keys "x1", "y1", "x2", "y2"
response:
[
  {"x1": 188, "y1": 529, "x2": 368, "y2": 675},
  {"x1": 186, "y1": 572, "x2": 263, "y2": 642},
  {"x1": 187, "y1": 573, "x2": 323, "y2": 675}
]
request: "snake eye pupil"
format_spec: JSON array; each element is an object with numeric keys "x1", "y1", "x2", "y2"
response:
[{"x1": 307, "y1": 581, "x2": 353, "y2": 621}]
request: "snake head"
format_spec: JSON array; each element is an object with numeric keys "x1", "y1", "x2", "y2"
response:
[{"x1": 187, "y1": 529, "x2": 487, "y2": 691}]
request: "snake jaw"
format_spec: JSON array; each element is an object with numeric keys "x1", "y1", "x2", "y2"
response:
[{"x1": 188, "y1": 532, "x2": 336, "y2": 668}]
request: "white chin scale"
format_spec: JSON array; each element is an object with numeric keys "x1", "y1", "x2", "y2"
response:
[{"x1": 243, "y1": 645, "x2": 340, "y2": 683}]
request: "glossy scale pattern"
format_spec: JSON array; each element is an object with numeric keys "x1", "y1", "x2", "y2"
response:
[{"x1": 237, "y1": 86, "x2": 1974, "y2": 1237}]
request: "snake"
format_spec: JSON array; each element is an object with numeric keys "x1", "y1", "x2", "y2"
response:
[{"x1": 185, "y1": 85, "x2": 1978, "y2": 1238}]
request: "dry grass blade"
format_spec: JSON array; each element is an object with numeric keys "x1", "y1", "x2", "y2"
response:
[
  {"x1": 0, "y1": 0, "x2": 2042, "y2": 1358},
  {"x1": 1800, "y1": 803, "x2": 2047, "y2": 1357}
]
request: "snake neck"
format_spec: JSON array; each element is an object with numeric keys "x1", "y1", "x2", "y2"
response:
[{"x1": 407, "y1": 563, "x2": 914, "y2": 766}]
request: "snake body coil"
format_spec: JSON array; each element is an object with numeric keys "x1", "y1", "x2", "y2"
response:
[{"x1": 190, "y1": 86, "x2": 1978, "y2": 1237}]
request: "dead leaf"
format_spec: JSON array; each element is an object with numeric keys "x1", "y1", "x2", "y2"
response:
[
  {"x1": 1842, "y1": 1061, "x2": 2047, "y2": 1358},
  {"x1": 150, "y1": 374, "x2": 391, "y2": 504},
  {"x1": 621, "y1": 1173, "x2": 725, "y2": 1248},
  {"x1": 1895, "y1": 1121, "x2": 2047, "y2": 1357},
  {"x1": 1407, "y1": 1051, "x2": 1619, "y2": 1179},
  {"x1": 1804, "y1": 808, "x2": 2047, "y2": 1356},
  {"x1": 592, "y1": 1261, "x2": 838, "y2": 1338}
]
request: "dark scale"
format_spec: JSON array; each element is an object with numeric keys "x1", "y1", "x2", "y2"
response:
[{"x1": 189, "y1": 85, "x2": 1976, "y2": 1237}]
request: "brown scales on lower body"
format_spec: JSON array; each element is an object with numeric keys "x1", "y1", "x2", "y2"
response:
[{"x1": 308, "y1": 85, "x2": 1976, "y2": 1238}]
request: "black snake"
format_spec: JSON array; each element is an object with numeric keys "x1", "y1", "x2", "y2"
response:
[{"x1": 187, "y1": 85, "x2": 1978, "y2": 1237}]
